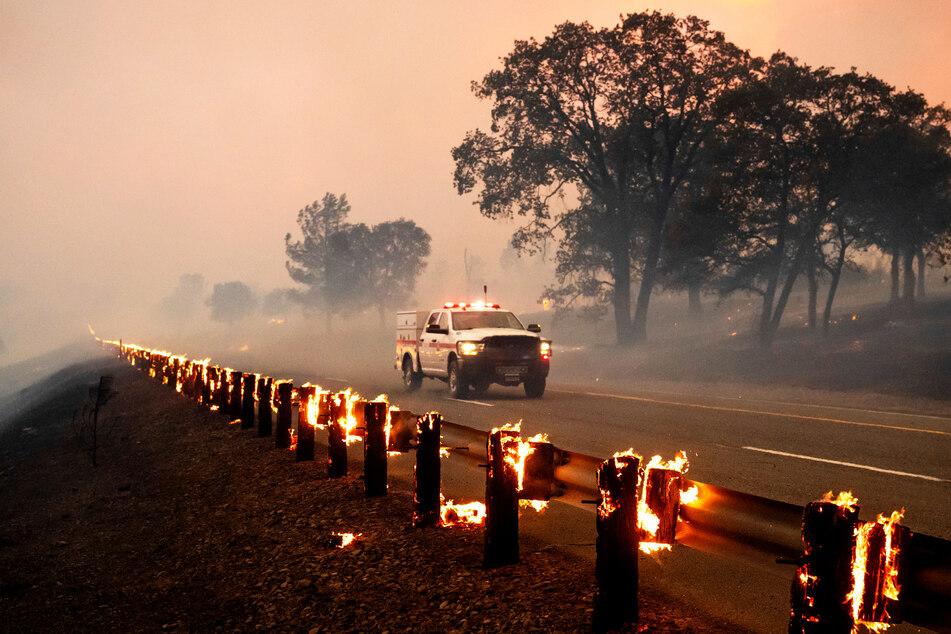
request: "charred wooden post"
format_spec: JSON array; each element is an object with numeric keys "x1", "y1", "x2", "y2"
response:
[
  {"x1": 229, "y1": 370, "x2": 242, "y2": 421},
  {"x1": 327, "y1": 393, "x2": 348, "y2": 478},
  {"x1": 387, "y1": 410, "x2": 415, "y2": 453},
  {"x1": 216, "y1": 369, "x2": 230, "y2": 416},
  {"x1": 643, "y1": 467, "x2": 682, "y2": 545},
  {"x1": 789, "y1": 500, "x2": 859, "y2": 634},
  {"x1": 520, "y1": 441, "x2": 555, "y2": 501},
  {"x1": 413, "y1": 413, "x2": 441, "y2": 527},
  {"x1": 363, "y1": 401, "x2": 388, "y2": 497},
  {"x1": 594, "y1": 454, "x2": 640, "y2": 632},
  {"x1": 275, "y1": 381, "x2": 293, "y2": 449},
  {"x1": 296, "y1": 386, "x2": 316, "y2": 462},
  {"x1": 484, "y1": 428, "x2": 519, "y2": 568},
  {"x1": 257, "y1": 377, "x2": 272, "y2": 437},
  {"x1": 172, "y1": 358, "x2": 181, "y2": 390},
  {"x1": 200, "y1": 367, "x2": 212, "y2": 405},
  {"x1": 240, "y1": 373, "x2": 256, "y2": 429}
]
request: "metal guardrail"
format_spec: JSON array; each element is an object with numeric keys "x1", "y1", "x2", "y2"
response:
[{"x1": 440, "y1": 419, "x2": 951, "y2": 633}]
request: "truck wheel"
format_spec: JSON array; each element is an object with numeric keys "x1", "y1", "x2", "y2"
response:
[
  {"x1": 448, "y1": 360, "x2": 469, "y2": 399},
  {"x1": 523, "y1": 376, "x2": 546, "y2": 398},
  {"x1": 402, "y1": 357, "x2": 422, "y2": 392}
]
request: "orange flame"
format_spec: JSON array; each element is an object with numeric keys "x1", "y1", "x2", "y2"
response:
[
  {"x1": 848, "y1": 509, "x2": 904, "y2": 632},
  {"x1": 332, "y1": 532, "x2": 360, "y2": 548},
  {"x1": 440, "y1": 495, "x2": 487, "y2": 526}
]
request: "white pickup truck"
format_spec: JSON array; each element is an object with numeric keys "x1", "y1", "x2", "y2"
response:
[{"x1": 396, "y1": 302, "x2": 551, "y2": 398}]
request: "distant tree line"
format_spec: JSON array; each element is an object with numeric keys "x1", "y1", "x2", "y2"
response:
[
  {"x1": 453, "y1": 11, "x2": 951, "y2": 347},
  {"x1": 157, "y1": 195, "x2": 431, "y2": 329}
]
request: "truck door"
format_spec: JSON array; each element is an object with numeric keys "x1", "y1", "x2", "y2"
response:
[
  {"x1": 431, "y1": 311, "x2": 451, "y2": 374},
  {"x1": 419, "y1": 311, "x2": 442, "y2": 373}
]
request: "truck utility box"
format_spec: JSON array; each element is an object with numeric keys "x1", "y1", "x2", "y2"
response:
[{"x1": 395, "y1": 301, "x2": 551, "y2": 399}]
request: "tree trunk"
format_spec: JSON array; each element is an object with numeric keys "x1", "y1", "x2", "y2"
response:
[
  {"x1": 761, "y1": 244, "x2": 806, "y2": 349},
  {"x1": 611, "y1": 243, "x2": 634, "y2": 346},
  {"x1": 822, "y1": 244, "x2": 846, "y2": 337},
  {"x1": 890, "y1": 246, "x2": 900, "y2": 303},
  {"x1": 687, "y1": 283, "x2": 703, "y2": 317},
  {"x1": 807, "y1": 260, "x2": 818, "y2": 332},
  {"x1": 902, "y1": 247, "x2": 916, "y2": 315},
  {"x1": 631, "y1": 215, "x2": 665, "y2": 344},
  {"x1": 916, "y1": 249, "x2": 926, "y2": 298}
]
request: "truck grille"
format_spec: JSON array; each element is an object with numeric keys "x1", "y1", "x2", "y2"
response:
[{"x1": 482, "y1": 336, "x2": 539, "y2": 358}]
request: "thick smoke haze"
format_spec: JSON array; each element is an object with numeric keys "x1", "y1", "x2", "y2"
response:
[{"x1": 2, "y1": 0, "x2": 950, "y2": 363}]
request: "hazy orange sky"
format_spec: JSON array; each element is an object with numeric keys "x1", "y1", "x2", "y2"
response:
[{"x1": 2, "y1": 0, "x2": 949, "y2": 360}]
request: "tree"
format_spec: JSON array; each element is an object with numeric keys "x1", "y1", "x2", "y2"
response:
[
  {"x1": 365, "y1": 219, "x2": 431, "y2": 324},
  {"x1": 158, "y1": 273, "x2": 206, "y2": 323},
  {"x1": 207, "y1": 281, "x2": 257, "y2": 323},
  {"x1": 845, "y1": 91, "x2": 951, "y2": 314},
  {"x1": 453, "y1": 12, "x2": 751, "y2": 345},
  {"x1": 285, "y1": 193, "x2": 431, "y2": 327},
  {"x1": 285, "y1": 193, "x2": 364, "y2": 328}
]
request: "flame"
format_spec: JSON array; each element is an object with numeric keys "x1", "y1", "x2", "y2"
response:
[
  {"x1": 288, "y1": 427, "x2": 298, "y2": 451},
  {"x1": 332, "y1": 532, "x2": 360, "y2": 548},
  {"x1": 440, "y1": 495, "x2": 486, "y2": 526},
  {"x1": 848, "y1": 509, "x2": 904, "y2": 632},
  {"x1": 823, "y1": 490, "x2": 860, "y2": 512},
  {"x1": 680, "y1": 485, "x2": 699, "y2": 505},
  {"x1": 639, "y1": 450, "x2": 691, "y2": 554},
  {"x1": 519, "y1": 499, "x2": 548, "y2": 512}
]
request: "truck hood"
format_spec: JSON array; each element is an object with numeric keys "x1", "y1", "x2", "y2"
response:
[{"x1": 455, "y1": 328, "x2": 541, "y2": 341}]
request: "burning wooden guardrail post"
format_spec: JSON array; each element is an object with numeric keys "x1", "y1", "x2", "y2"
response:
[
  {"x1": 789, "y1": 493, "x2": 860, "y2": 633},
  {"x1": 594, "y1": 453, "x2": 640, "y2": 632},
  {"x1": 413, "y1": 412, "x2": 441, "y2": 527},
  {"x1": 296, "y1": 385, "x2": 316, "y2": 462},
  {"x1": 200, "y1": 365, "x2": 211, "y2": 405},
  {"x1": 484, "y1": 426, "x2": 520, "y2": 568},
  {"x1": 216, "y1": 368, "x2": 230, "y2": 416},
  {"x1": 363, "y1": 401, "x2": 388, "y2": 497},
  {"x1": 241, "y1": 373, "x2": 256, "y2": 430},
  {"x1": 327, "y1": 392, "x2": 348, "y2": 478},
  {"x1": 257, "y1": 377, "x2": 272, "y2": 437},
  {"x1": 275, "y1": 381, "x2": 293, "y2": 449},
  {"x1": 789, "y1": 492, "x2": 909, "y2": 634},
  {"x1": 229, "y1": 370, "x2": 242, "y2": 422}
]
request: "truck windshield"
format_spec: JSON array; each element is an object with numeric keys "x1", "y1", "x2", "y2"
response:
[{"x1": 452, "y1": 310, "x2": 524, "y2": 330}]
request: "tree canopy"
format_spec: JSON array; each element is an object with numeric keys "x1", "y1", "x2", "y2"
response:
[{"x1": 284, "y1": 193, "x2": 431, "y2": 327}]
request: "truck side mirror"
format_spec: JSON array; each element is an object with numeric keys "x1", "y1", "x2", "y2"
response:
[
  {"x1": 527, "y1": 324, "x2": 542, "y2": 333},
  {"x1": 425, "y1": 323, "x2": 443, "y2": 334}
]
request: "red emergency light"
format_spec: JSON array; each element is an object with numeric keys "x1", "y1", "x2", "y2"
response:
[{"x1": 443, "y1": 301, "x2": 500, "y2": 310}]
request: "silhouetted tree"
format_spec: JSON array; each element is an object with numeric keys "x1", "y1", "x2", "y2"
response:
[
  {"x1": 453, "y1": 12, "x2": 752, "y2": 345},
  {"x1": 207, "y1": 281, "x2": 257, "y2": 323},
  {"x1": 285, "y1": 193, "x2": 431, "y2": 328}
]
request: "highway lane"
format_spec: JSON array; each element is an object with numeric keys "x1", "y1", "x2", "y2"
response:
[{"x1": 309, "y1": 371, "x2": 951, "y2": 541}]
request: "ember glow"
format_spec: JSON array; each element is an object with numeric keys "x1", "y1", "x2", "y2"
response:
[
  {"x1": 440, "y1": 495, "x2": 487, "y2": 526},
  {"x1": 823, "y1": 490, "x2": 860, "y2": 513},
  {"x1": 331, "y1": 532, "x2": 360, "y2": 548}
]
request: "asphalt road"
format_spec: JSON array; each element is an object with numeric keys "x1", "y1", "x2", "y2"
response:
[{"x1": 294, "y1": 365, "x2": 951, "y2": 633}]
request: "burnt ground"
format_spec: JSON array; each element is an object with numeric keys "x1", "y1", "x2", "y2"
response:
[{"x1": 0, "y1": 358, "x2": 741, "y2": 633}]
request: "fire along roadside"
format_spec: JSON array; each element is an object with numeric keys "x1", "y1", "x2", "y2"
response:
[{"x1": 96, "y1": 335, "x2": 951, "y2": 634}]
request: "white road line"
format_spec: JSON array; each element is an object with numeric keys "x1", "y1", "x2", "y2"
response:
[
  {"x1": 446, "y1": 398, "x2": 494, "y2": 407},
  {"x1": 567, "y1": 390, "x2": 950, "y2": 436},
  {"x1": 742, "y1": 446, "x2": 949, "y2": 482}
]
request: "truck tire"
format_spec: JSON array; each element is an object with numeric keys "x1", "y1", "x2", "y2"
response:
[
  {"x1": 448, "y1": 360, "x2": 469, "y2": 399},
  {"x1": 523, "y1": 376, "x2": 546, "y2": 398},
  {"x1": 402, "y1": 356, "x2": 422, "y2": 392}
]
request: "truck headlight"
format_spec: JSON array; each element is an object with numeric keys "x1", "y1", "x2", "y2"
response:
[
  {"x1": 540, "y1": 341, "x2": 551, "y2": 360},
  {"x1": 458, "y1": 341, "x2": 484, "y2": 356}
]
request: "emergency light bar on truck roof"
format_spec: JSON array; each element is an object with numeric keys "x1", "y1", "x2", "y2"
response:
[{"x1": 442, "y1": 301, "x2": 500, "y2": 310}]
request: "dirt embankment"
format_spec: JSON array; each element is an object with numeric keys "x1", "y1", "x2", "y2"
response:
[{"x1": 0, "y1": 359, "x2": 734, "y2": 633}]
